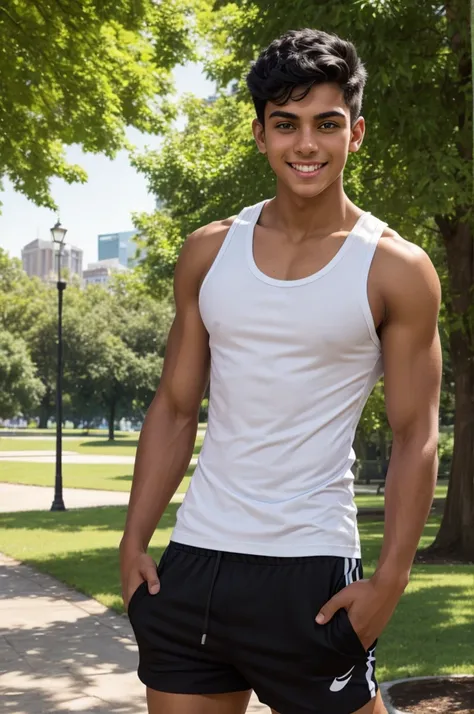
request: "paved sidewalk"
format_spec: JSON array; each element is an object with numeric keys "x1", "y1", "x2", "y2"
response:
[
  {"x1": 0, "y1": 451, "x2": 199, "y2": 467},
  {"x1": 0, "y1": 482, "x2": 381, "y2": 514},
  {"x1": 0, "y1": 483, "x2": 185, "y2": 513},
  {"x1": 0, "y1": 553, "x2": 267, "y2": 713}
]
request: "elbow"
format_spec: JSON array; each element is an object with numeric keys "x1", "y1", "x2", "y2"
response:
[
  {"x1": 151, "y1": 385, "x2": 200, "y2": 427},
  {"x1": 391, "y1": 427, "x2": 439, "y2": 462}
]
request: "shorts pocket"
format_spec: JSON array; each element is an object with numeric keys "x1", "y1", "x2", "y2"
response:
[
  {"x1": 157, "y1": 545, "x2": 170, "y2": 579},
  {"x1": 127, "y1": 546, "x2": 170, "y2": 620},
  {"x1": 332, "y1": 608, "x2": 367, "y2": 659},
  {"x1": 127, "y1": 581, "x2": 148, "y2": 618}
]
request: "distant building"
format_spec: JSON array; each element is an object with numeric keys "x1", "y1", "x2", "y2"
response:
[
  {"x1": 83, "y1": 258, "x2": 129, "y2": 287},
  {"x1": 97, "y1": 230, "x2": 143, "y2": 268},
  {"x1": 21, "y1": 239, "x2": 83, "y2": 282}
]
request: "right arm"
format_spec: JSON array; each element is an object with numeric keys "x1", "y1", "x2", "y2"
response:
[
  {"x1": 119, "y1": 217, "x2": 234, "y2": 606},
  {"x1": 119, "y1": 231, "x2": 211, "y2": 605}
]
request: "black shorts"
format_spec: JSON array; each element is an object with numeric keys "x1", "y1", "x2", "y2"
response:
[{"x1": 128, "y1": 541, "x2": 378, "y2": 714}]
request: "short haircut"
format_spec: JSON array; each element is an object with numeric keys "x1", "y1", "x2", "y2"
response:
[{"x1": 246, "y1": 29, "x2": 368, "y2": 127}]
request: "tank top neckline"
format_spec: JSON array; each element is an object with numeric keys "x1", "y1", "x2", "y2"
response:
[{"x1": 245, "y1": 199, "x2": 372, "y2": 288}]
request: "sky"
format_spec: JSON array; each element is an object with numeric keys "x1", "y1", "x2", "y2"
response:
[{"x1": 0, "y1": 63, "x2": 216, "y2": 266}]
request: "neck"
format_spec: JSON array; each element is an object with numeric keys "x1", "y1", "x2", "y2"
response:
[{"x1": 268, "y1": 177, "x2": 361, "y2": 238}]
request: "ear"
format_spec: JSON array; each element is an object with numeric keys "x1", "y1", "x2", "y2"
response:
[
  {"x1": 348, "y1": 116, "x2": 365, "y2": 154},
  {"x1": 252, "y1": 118, "x2": 267, "y2": 155}
]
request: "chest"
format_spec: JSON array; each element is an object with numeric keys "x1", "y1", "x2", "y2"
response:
[
  {"x1": 200, "y1": 266, "x2": 375, "y2": 361},
  {"x1": 252, "y1": 224, "x2": 350, "y2": 282}
]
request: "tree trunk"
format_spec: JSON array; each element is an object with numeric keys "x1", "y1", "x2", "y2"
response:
[
  {"x1": 428, "y1": 214, "x2": 474, "y2": 560},
  {"x1": 108, "y1": 400, "x2": 115, "y2": 441},
  {"x1": 423, "y1": 3, "x2": 474, "y2": 561}
]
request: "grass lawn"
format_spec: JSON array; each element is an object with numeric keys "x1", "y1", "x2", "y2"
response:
[
  {"x1": 0, "y1": 506, "x2": 471, "y2": 683},
  {"x1": 0, "y1": 435, "x2": 204, "y2": 457},
  {"x1": 355, "y1": 484, "x2": 448, "y2": 511},
  {"x1": 0, "y1": 462, "x2": 193, "y2": 493},
  {"x1": 0, "y1": 456, "x2": 448, "y2": 509}
]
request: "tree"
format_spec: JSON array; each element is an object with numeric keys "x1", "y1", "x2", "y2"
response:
[
  {"x1": 134, "y1": 1, "x2": 472, "y2": 558},
  {"x1": 65, "y1": 275, "x2": 172, "y2": 439},
  {"x1": 0, "y1": 330, "x2": 44, "y2": 419},
  {"x1": 0, "y1": 0, "x2": 198, "y2": 208}
]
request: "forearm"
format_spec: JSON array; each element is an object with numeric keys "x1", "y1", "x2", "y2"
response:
[
  {"x1": 373, "y1": 435, "x2": 438, "y2": 589},
  {"x1": 120, "y1": 392, "x2": 198, "y2": 554}
]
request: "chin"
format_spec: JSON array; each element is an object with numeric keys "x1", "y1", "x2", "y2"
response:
[{"x1": 278, "y1": 179, "x2": 328, "y2": 199}]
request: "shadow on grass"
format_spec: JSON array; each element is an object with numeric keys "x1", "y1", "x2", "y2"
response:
[
  {"x1": 110, "y1": 473, "x2": 133, "y2": 483},
  {"x1": 4, "y1": 543, "x2": 474, "y2": 686},
  {"x1": 377, "y1": 578, "x2": 474, "y2": 680},
  {"x1": 358, "y1": 517, "x2": 474, "y2": 680},
  {"x1": 3, "y1": 509, "x2": 473, "y2": 683},
  {"x1": 111, "y1": 471, "x2": 193, "y2": 485},
  {"x1": 80, "y1": 439, "x2": 139, "y2": 449},
  {"x1": 17, "y1": 544, "x2": 170, "y2": 611}
]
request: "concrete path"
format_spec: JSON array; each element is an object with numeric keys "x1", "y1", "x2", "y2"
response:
[
  {"x1": 0, "y1": 451, "x2": 199, "y2": 466},
  {"x1": 0, "y1": 553, "x2": 267, "y2": 713},
  {"x1": 0, "y1": 430, "x2": 207, "y2": 441},
  {"x1": 0, "y1": 481, "x2": 381, "y2": 514},
  {"x1": 0, "y1": 483, "x2": 185, "y2": 513}
]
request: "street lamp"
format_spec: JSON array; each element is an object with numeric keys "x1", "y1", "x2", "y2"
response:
[{"x1": 50, "y1": 220, "x2": 67, "y2": 512}]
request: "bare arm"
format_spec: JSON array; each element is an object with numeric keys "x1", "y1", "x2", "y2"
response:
[
  {"x1": 119, "y1": 218, "x2": 234, "y2": 604},
  {"x1": 316, "y1": 241, "x2": 442, "y2": 647},
  {"x1": 119, "y1": 231, "x2": 211, "y2": 601},
  {"x1": 374, "y1": 245, "x2": 442, "y2": 589}
]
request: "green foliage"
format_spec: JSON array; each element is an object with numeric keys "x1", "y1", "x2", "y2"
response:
[
  {"x1": 0, "y1": 0, "x2": 199, "y2": 208},
  {"x1": 58, "y1": 273, "x2": 173, "y2": 431},
  {"x1": 0, "y1": 248, "x2": 173, "y2": 429},
  {"x1": 219, "y1": 1, "x2": 471, "y2": 227},
  {"x1": 358, "y1": 382, "x2": 390, "y2": 438},
  {"x1": 0, "y1": 329, "x2": 44, "y2": 418},
  {"x1": 131, "y1": 92, "x2": 273, "y2": 288},
  {"x1": 134, "y1": 2, "x2": 471, "y2": 286},
  {"x1": 438, "y1": 428, "x2": 454, "y2": 475},
  {"x1": 131, "y1": 0, "x2": 463, "y2": 467}
]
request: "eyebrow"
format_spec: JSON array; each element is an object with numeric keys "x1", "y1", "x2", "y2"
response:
[{"x1": 268, "y1": 110, "x2": 346, "y2": 121}]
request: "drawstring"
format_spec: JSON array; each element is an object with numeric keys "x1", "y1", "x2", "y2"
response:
[{"x1": 201, "y1": 551, "x2": 223, "y2": 645}]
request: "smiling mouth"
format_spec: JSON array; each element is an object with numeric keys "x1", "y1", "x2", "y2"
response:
[{"x1": 288, "y1": 162, "x2": 328, "y2": 176}]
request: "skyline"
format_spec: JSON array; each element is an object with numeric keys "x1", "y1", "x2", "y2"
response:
[{"x1": 0, "y1": 62, "x2": 216, "y2": 267}]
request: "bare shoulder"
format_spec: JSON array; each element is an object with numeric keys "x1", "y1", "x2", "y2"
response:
[
  {"x1": 374, "y1": 227, "x2": 441, "y2": 319},
  {"x1": 185, "y1": 216, "x2": 237, "y2": 258},
  {"x1": 174, "y1": 215, "x2": 238, "y2": 295}
]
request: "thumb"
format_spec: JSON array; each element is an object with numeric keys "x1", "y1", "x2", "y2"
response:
[
  {"x1": 144, "y1": 565, "x2": 160, "y2": 595},
  {"x1": 316, "y1": 591, "x2": 346, "y2": 625}
]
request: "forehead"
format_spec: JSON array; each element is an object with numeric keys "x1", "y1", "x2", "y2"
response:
[{"x1": 265, "y1": 82, "x2": 348, "y2": 117}]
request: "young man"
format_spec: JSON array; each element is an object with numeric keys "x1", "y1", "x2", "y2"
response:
[{"x1": 120, "y1": 28, "x2": 442, "y2": 714}]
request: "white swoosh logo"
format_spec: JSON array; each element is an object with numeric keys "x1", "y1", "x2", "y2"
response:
[{"x1": 330, "y1": 665, "x2": 355, "y2": 692}]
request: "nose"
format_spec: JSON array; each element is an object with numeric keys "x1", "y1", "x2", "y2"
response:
[{"x1": 294, "y1": 128, "x2": 318, "y2": 156}]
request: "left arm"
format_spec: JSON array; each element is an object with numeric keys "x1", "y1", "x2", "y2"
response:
[
  {"x1": 316, "y1": 243, "x2": 442, "y2": 647},
  {"x1": 374, "y1": 246, "x2": 442, "y2": 589}
]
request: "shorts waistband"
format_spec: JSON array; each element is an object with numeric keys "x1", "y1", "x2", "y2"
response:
[{"x1": 169, "y1": 540, "x2": 353, "y2": 565}]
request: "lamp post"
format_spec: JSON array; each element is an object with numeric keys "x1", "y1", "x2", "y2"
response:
[{"x1": 50, "y1": 220, "x2": 67, "y2": 512}]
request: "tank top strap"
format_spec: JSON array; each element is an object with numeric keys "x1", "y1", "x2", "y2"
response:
[
  {"x1": 198, "y1": 201, "x2": 264, "y2": 297},
  {"x1": 241, "y1": 201, "x2": 267, "y2": 226},
  {"x1": 350, "y1": 212, "x2": 388, "y2": 272}
]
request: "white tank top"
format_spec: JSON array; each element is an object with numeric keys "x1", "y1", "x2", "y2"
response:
[{"x1": 171, "y1": 199, "x2": 387, "y2": 557}]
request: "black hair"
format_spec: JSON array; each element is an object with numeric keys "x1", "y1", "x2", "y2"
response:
[{"x1": 246, "y1": 29, "x2": 367, "y2": 127}]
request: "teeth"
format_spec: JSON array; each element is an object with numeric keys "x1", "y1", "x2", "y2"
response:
[{"x1": 292, "y1": 163, "x2": 324, "y2": 173}]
